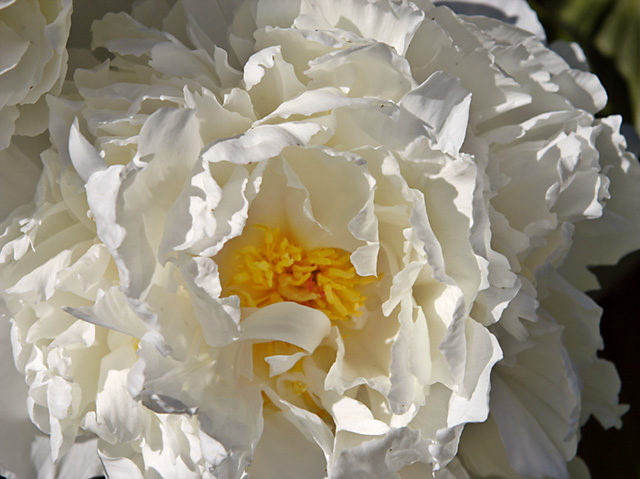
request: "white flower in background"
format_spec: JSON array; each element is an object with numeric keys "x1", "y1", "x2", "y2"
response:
[
  {"x1": 0, "y1": 0, "x2": 143, "y2": 222},
  {"x1": 0, "y1": 0, "x2": 638, "y2": 478},
  {"x1": 0, "y1": 0, "x2": 71, "y2": 148},
  {"x1": 0, "y1": 0, "x2": 71, "y2": 221}
]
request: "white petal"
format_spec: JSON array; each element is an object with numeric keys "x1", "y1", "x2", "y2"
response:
[
  {"x1": 491, "y1": 375, "x2": 570, "y2": 479},
  {"x1": 98, "y1": 448, "x2": 144, "y2": 479},
  {"x1": 243, "y1": 45, "x2": 306, "y2": 116},
  {"x1": 92, "y1": 12, "x2": 170, "y2": 56},
  {"x1": 185, "y1": 87, "x2": 252, "y2": 144},
  {"x1": 446, "y1": 320, "x2": 502, "y2": 425},
  {"x1": 161, "y1": 158, "x2": 255, "y2": 258},
  {"x1": 94, "y1": 349, "x2": 148, "y2": 444},
  {"x1": 31, "y1": 436, "x2": 103, "y2": 479},
  {"x1": 265, "y1": 351, "x2": 307, "y2": 377},
  {"x1": 300, "y1": 0, "x2": 425, "y2": 56},
  {"x1": 264, "y1": 389, "x2": 334, "y2": 457},
  {"x1": 388, "y1": 296, "x2": 432, "y2": 413},
  {"x1": 400, "y1": 71, "x2": 472, "y2": 155},
  {"x1": 177, "y1": 254, "x2": 241, "y2": 347},
  {"x1": 0, "y1": 19, "x2": 29, "y2": 75},
  {"x1": 201, "y1": 121, "x2": 325, "y2": 165},
  {"x1": 64, "y1": 287, "x2": 148, "y2": 340},
  {"x1": 561, "y1": 116, "x2": 640, "y2": 289},
  {"x1": 6, "y1": 248, "x2": 73, "y2": 301},
  {"x1": 0, "y1": 314, "x2": 39, "y2": 479},
  {"x1": 330, "y1": 427, "x2": 432, "y2": 479},
  {"x1": 240, "y1": 302, "x2": 331, "y2": 353},
  {"x1": 247, "y1": 410, "x2": 327, "y2": 478},
  {"x1": 86, "y1": 107, "x2": 202, "y2": 298},
  {"x1": 0, "y1": 105, "x2": 18, "y2": 149},
  {"x1": 325, "y1": 309, "x2": 396, "y2": 396},
  {"x1": 331, "y1": 396, "x2": 389, "y2": 435},
  {"x1": 307, "y1": 42, "x2": 415, "y2": 102},
  {"x1": 258, "y1": 87, "x2": 367, "y2": 124},
  {"x1": 68, "y1": 119, "x2": 106, "y2": 182},
  {"x1": 434, "y1": 0, "x2": 546, "y2": 39}
]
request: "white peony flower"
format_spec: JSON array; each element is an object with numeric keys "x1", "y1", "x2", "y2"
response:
[
  {"x1": 0, "y1": 0, "x2": 638, "y2": 478},
  {"x1": 0, "y1": 0, "x2": 72, "y2": 148},
  {"x1": 0, "y1": 0, "x2": 137, "y2": 223},
  {"x1": 0, "y1": 0, "x2": 71, "y2": 222}
]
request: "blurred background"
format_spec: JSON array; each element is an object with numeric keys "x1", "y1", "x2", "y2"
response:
[{"x1": 529, "y1": 0, "x2": 640, "y2": 477}]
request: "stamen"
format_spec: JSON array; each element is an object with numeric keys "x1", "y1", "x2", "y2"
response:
[{"x1": 225, "y1": 225, "x2": 378, "y2": 321}]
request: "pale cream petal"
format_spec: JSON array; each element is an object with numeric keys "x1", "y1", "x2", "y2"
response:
[
  {"x1": 247, "y1": 410, "x2": 327, "y2": 479},
  {"x1": 241, "y1": 302, "x2": 331, "y2": 353}
]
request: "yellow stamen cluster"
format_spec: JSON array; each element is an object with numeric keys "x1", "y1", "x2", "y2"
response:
[{"x1": 226, "y1": 225, "x2": 376, "y2": 321}]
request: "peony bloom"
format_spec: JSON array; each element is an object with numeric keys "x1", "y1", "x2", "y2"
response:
[
  {"x1": 0, "y1": 0, "x2": 638, "y2": 478},
  {"x1": 0, "y1": 0, "x2": 72, "y2": 222},
  {"x1": 0, "y1": 0, "x2": 72, "y2": 148}
]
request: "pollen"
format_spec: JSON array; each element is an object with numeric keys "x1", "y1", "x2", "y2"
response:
[{"x1": 225, "y1": 225, "x2": 378, "y2": 321}]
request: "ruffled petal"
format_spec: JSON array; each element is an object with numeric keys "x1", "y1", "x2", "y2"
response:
[{"x1": 0, "y1": 312, "x2": 39, "y2": 479}]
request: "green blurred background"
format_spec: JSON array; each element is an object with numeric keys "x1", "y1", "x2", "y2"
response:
[{"x1": 529, "y1": 0, "x2": 640, "y2": 477}]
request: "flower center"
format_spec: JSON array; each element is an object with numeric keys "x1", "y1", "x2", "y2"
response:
[{"x1": 225, "y1": 225, "x2": 376, "y2": 321}]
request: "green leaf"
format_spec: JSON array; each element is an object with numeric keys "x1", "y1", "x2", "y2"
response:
[
  {"x1": 595, "y1": 0, "x2": 640, "y2": 127},
  {"x1": 558, "y1": 0, "x2": 614, "y2": 39}
]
